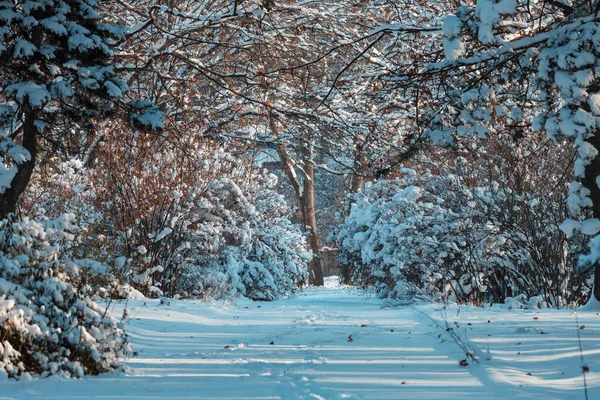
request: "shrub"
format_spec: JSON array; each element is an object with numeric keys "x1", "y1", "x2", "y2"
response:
[
  {"x1": 0, "y1": 215, "x2": 129, "y2": 379},
  {"x1": 22, "y1": 135, "x2": 310, "y2": 301},
  {"x1": 336, "y1": 164, "x2": 589, "y2": 306},
  {"x1": 92, "y1": 142, "x2": 312, "y2": 301},
  {"x1": 174, "y1": 175, "x2": 311, "y2": 300}
]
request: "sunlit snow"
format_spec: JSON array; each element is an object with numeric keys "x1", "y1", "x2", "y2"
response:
[{"x1": 4, "y1": 279, "x2": 600, "y2": 399}]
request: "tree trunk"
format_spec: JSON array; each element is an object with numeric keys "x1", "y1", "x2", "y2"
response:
[
  {"x1": 276, "y1": 144, "x2": 324, "y2": 286},
  {"x1": 300, "y1": 150, "x2": 324, "y2": 286},
  {"x1": 349, "y1": 145, "x2": 367, "y2": 195},
  {"x1": 269, "y1": 114, "x2": 324, "y2": 286},
  {"x1": 582, "y1": 133, "x2": 600, "y2": 301},
  {"x1": 0, "y1": 110, "x2": 38, "y2": 219},
  {"x1": 0, "y1": 24, "x2": 42, "y2": 220}
]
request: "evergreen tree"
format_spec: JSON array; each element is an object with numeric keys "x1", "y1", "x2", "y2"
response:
[{"x1": 0, "y1": 0, "x2": 161, "y2": 218}]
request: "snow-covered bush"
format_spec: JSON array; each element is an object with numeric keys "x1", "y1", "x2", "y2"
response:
[
  {"x1": 175, "y1": 174, "x2": 311, "y2": 300},
  {"x1": 19, "y1": 130, "x2": 310, "y2": 301},
  {"x1": 65, "y1": 134, "x2": 311, "y2": 301},
  {"x1": 0, "y1": 215, "x2": 128, "y2": 379},
  {"x1": 119, "y1": 169, "x2": 310, "y2": 301},
  {"x1": 337, "y1": 169, "x2": 490, "y2": 303},
  {"x1": 336, "y1": 158, "x2": 588, "y2": 306}
]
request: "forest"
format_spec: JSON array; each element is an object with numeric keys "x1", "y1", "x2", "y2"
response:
[{"x1": 1, "y1": 1, "x2": 600, "y2": 398}]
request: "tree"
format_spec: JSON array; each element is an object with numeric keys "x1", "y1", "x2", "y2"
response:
[
  {"x1": 0, "y1": 0, "x2": 161, "y2": 219},
  {"x1": 374, "y1": 0, "x2": 600, "y2": 300},
  {"x1": 336, "y1": 133, "x2": 586, "y2": 306},
  {"x1": 103, "y1": 0, "x2": 365, "y2": 285},
  {"x1": 95, "y1": 0, "x2": 468, "y2": 287}
]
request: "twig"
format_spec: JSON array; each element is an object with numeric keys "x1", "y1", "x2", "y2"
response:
[
  {"x1": 411, "y1": 306, "x2": 479, "y2": 363},
  {"x1": 101, "y1": 298, "x2": 113, "y2": 320},
  {"x1": 575, "y1": 313, "x2": 589, "y2": 400},
  {"x1": 318, "y1": 33, "x2": 386, "y2": 108}
]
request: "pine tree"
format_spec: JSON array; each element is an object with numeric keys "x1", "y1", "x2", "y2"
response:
[{"x1": 0, "y1": 0, "x2": 161, "y2": 218}]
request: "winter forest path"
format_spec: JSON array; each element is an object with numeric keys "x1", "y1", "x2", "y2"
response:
[{"x1": 5, "y1": 277, "x2": 600, "y2": 399}]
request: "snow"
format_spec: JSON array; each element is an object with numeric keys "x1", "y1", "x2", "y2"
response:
[
  {"x1": 4, "y1": 279, "x2": 600, "y2": 398},
  {"x1": 590, "y1": 93, "x2": 600, "y2": 115},
  {"x1": 582, "y1": 293, "x2": 600, "y2": 311},
  {"x1": 493, "y1": 0, "x2": 517, "y2": 15},
  {"x1": 118, "y1": 284, "x2": 146, "y2": 300},
  {"x1": 153, "y1": 227, "x2": 172, "y2": 242},
  {"x1": 581, "y1": 219, "x2": 600, "y2": 235},
  {"x1": 559, "y1": 218, "x2": 579, "y2": 237},
  {"x1": 442, "y1": 16, "x2": 465, "y2": 61},
  {"x1": 136, "y1": 245, "x2": 147, "y2": 255},
  {"x1": 5, "y1": 82, "x2": 51, "y2": 109},
  {"x1": 442, "y1": 16, "x2": 461, "y2": 37},
  {"x1": 476, "y1": 0, "x2": 517, "y2": 44},
  {"x1": 443, "y1": 37, "x2": 465, "y2": 61},
  {"x1": 13, "y1": 39, "x2": 36, "y2": 58},
  {"x1": 129, "y1": 101, "x2": 166, "y2": 130},
  {"x1": 0, "y1": 164, "x2": 17, "y2": 194}
]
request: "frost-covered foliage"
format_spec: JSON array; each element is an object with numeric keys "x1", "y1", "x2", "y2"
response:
[
  {"x1": 174, "y1": 174, "x2": 311, "y2": 301},
  {"x1": 0, "y1": 0, "x2": 125, "y2": 195},
  {"x1": 99, "y1": 144, "x2": 311, "y2": 301},
  {"x1": 22, "y1": 135, "x2": 310, "y2": 301},
  {"x1": 336, "y1": 158, "x2": 588, "y2": 306},
  {"x1": 408, "y1": 1, "x2": 600, "y2": 300},
  {"x1": 0, "y1": 0, "x2": 163, "y2": 219},
  {"x1": 21, "y1": 157, "x2": 96, "y2": 220},
  {"x1": 0, "y1": 215, "x2": 128, "y2": 379}
]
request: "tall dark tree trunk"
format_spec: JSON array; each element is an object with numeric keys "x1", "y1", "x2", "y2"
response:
[
  {"x1": 576, "y1": 87, "x2": 600, "y2": 301},
  {"x1": 581, "y1": 132, "x2": 600, "y2": 301},
  {"x1": 0, "y1": 110, "x2": 38, "y2": 219},
  {"x1": 269, "y1": 113, "x2": 324, "y2": 286},
  {"x1": 1, "y1": 23, "x2": 42, "y2": 220}
]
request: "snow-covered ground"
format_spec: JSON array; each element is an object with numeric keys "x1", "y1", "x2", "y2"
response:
[{"x1": 3, "y1": 277, "x2": 600, "y2": 399}]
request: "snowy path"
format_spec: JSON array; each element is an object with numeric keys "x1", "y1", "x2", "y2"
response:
[{"x1": 4, "y1": 279, "x2": 600, "y2": 399}]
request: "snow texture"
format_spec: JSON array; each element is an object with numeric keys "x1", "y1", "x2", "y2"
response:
[
  {"x1": 442, "y1": 15, "x2": 465, "y2": 60},
  {"x1": 2, "y1": 280, "x2": 599, "y2": 398},
  {"x1": 0, "y1": 215, "x2": 128, "y2": 379}
]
